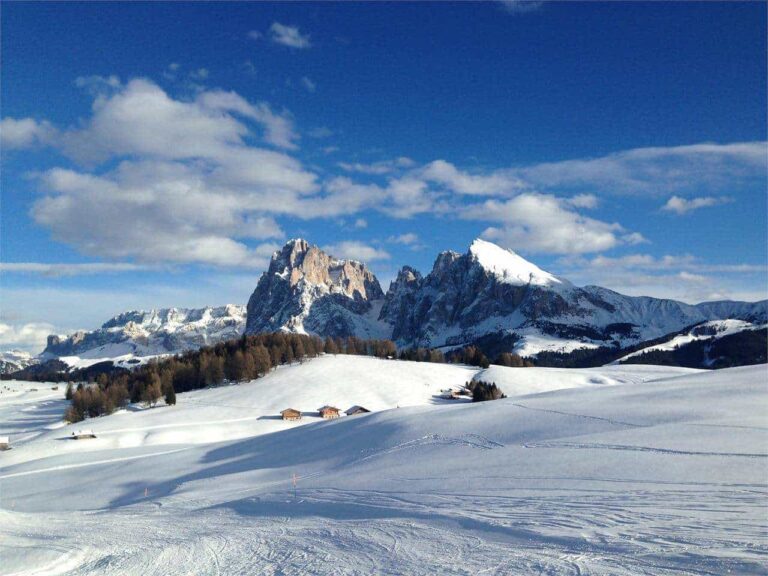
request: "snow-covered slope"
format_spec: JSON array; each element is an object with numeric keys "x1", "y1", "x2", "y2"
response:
[
  {"x1": 615, "y1": 319, "x2": 765, "y2": 363},
  {"x1": 1, "y1": 360, "x2": 765, "y2": 575},
  {"x1": 468, "y1": 238, "x2": 562, "y2": 286}
]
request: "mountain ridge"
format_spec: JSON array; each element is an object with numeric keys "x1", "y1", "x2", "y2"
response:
[{"x1": 34, "y1": 238, "x2": 767, "y2": 366}]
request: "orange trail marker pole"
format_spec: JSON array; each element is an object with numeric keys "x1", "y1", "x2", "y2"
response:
[{"x1": 292, "y1": 473, "x2": 297, "y2": 501}]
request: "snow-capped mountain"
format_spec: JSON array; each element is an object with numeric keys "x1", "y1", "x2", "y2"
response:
[
  {"x1": 41, "y1": 305, "x2": 246, "y2": 360},
  {"x1": 247, "y1": 238, "x2": 767, "y2": 357},
  {"x1": 245, "y1": 238, "x2": 388, "y2": 339},
  {"x1": 0, "y1": 349, "x2": 38, "y2": 374}
]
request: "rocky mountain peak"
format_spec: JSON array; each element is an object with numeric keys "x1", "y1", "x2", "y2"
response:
[{"x1": 245, "y1": 239, "x2": 386, "y2": 338}]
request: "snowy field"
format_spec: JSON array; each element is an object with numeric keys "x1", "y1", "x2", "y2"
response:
[{"x1": 1, "y1": 357, "x2": 766, "y2": 575}]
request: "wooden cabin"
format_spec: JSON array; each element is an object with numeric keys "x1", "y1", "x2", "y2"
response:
[
  {"x1": 0, "y1": 436, "x2": 10, "y2": 451},
  {"x1": 318, "y1": 405, "x2": 341, "y2": 419},
  {"x1": 72, "y1": 429, "x2": 97, "y2": 440},
  {"x1": 345, "y1": 405, "x2": 371, "y2": 416},
  {"x1": 280, "y1": 408, "x2": 302, "y2": 421}
]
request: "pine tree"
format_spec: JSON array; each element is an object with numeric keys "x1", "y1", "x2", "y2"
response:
[
  {"x1": 143, "y1": 374, "x2": 162, "y2": 407},
  {"x1": 324, "y1": 337, "x2": 339, "y2": 355},
  {"x1": 163, "y1": 381, "x2": 176, "y2": 406}
]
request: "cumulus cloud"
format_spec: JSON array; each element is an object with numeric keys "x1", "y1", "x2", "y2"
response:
[
  {"x1": 1, "y1": 117, "x2": 57, "y2": 150},
  {"x1": 464, "y1": 193, "x2": 630, "y2": 254},
  {"x1": 33, "y1": 162, "x2": 288, "y2": 267},
  {"x1": 270, "y1": 22, "x2": 311, "y2": 49},
  {"x1": 662, "y1": 195, "x2": 732, "y2": 215},
  {"x1": 0, "y1": 322, "x2": 56, "y2": 354},
  {"x1": 62, "y1": 79, "x2": 299, "y2": 159},
  {"x1": 19, "y1": 79, "x2": 338, "y2": 267},
  {"x1": 323, "y1": 241, "x2": 390, "y2": 262}
]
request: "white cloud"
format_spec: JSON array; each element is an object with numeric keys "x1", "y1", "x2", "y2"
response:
[
  {"x1": 0, "y1": 262, "x2": 157, "y2": 277},
  {"x1": 662, "y1": 195, "x2": 731, "y2": 215},
  {"x1": 567, "y1": 193, "x2": 599, "y2": 209},
  {"x1": 74, "y1": 74, "x2": 121, "y2": 95},
  {"x1": 269, "y1": 22, "x2": 311, "y2": 49},
  {"x1": 354, "y1": 218, "x2": 368, "y2": 229},
  {"x1": 21, "y1": 79, "x2": 341, "y2": 267},
  {"x1": 0, "y1": 322, "x2": 56, "y2": 354},
  {"x1": 420, "y1": 160, "x2": 523, "y2": 196},
  {"x1": 247, "y1": 30, "x2": 262, "y2": 41},
  {"x1": 33, "y1": 162, "x2": 287, "y2": 267},
  {"x1": 1, "y1": 117, "x2": 56, "y2": 150},
  {"x1": 387, "y1": 233, "x2": 419, "y2": 245},
  {"x1": 301, "y1": 76, "x2": 316, "y2": 93},
  {"x1": 338, "y1": 157, "x2": 415, "y2": 175},
  {"x1": 556, "y1": 253, "x2": 768, "y2": 303},
  {"x1": 197, "y1": 89, "x2": 299, "y2": 150},
  {"x1": 499, "y1": 1, "x2": 545, "y2": 14},
  {"x1": 464, "y1": 193, "x2": 629, "y2": 254},
  {"x1": 323, "y1": 241, "x2": 390, "y2": 262},
  {"x1": 516, "y1": 141, "x2": 766, "y2": 196},
  {"x1": 308, "y1": 126, "x2": 333, "y2": 139}
]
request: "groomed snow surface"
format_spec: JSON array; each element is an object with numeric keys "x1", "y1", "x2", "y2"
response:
[{"x1": 1, "y1": 356, "x2": 766, "y2": 575}]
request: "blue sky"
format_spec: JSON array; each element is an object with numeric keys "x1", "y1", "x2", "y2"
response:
[{"x1": 1, "y1": 1, "x2": 766, "y2": 352}]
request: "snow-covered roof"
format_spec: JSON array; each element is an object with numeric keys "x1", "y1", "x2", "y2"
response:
[{"x1": 469, "y1": 239, "x2": 561, "y2": 287}]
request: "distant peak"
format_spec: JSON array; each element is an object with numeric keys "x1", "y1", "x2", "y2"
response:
[{"x1": 468, "y1": 238, "x2": 560, "y2": 286}]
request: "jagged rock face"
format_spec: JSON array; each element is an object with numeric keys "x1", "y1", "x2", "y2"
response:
[
  {"x1": 42, "y1": 305, "x2": 246, "y2": 357},
  {"x1": 245, "y1": 239, "x2": 386, "y2": 339},
  {"x1": 380, "y1": 241, "x2": 581, "y2": 347}
]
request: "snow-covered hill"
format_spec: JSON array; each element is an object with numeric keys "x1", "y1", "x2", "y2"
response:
[
  {"x1": 615, "y1": 319, "x2": 765, "y2": 363},
  {"x1": 1, "y1": 358, "x2": 765, "y2": 574}
]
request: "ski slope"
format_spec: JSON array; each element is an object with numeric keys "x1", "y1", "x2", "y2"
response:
[{"x1": 1, "y1": 357, "x2": 766, "y2": 575}]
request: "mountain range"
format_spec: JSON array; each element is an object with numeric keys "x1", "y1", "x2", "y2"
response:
[{"x1": 15, "y1": 238, "x2": 766, "y2": 373}]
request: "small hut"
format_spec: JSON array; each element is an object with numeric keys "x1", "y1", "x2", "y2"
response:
[
  {"x1": 345, "y1": 405, "x2": 371, "y2": 416},
  {"x1": 72, "y1": 429, "x2": 97, "y2": 440},
  {"x1": 0, "y1": 436, "x2": 10, "y2": 450},
  {"x1": 280, "y1": 408, "x2": 302, "y2": 421},
  {"x1": 318, "y1": 405, "x2": 341, "y2": 419}
]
